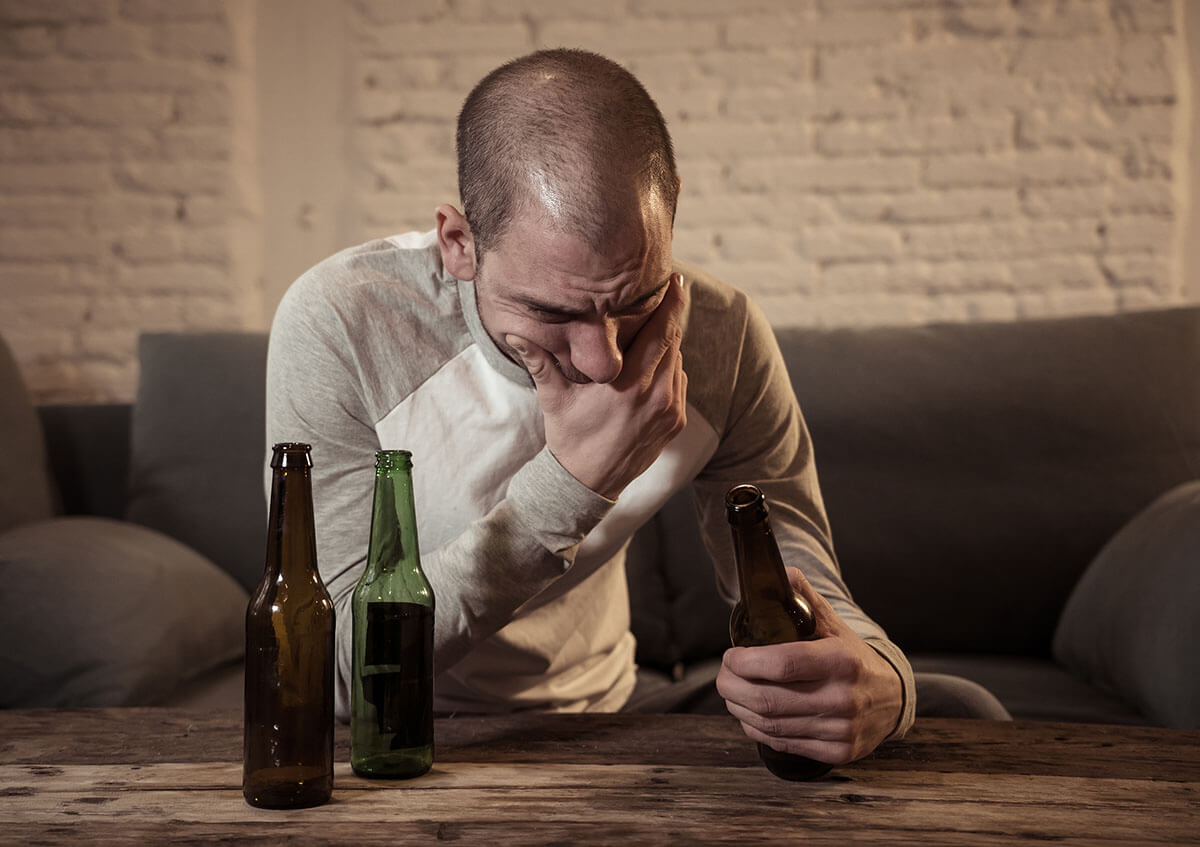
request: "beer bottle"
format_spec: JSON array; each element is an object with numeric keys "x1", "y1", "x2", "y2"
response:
[
  {"x1": 351, "y1": 450, "x2": 435, "y2": 779},
  {"x1": 726, "y1": 483, "x2": 832, "y2": 781},
  {"x1": 243, "y1": 443, "x2": 335, "y2": 808}
]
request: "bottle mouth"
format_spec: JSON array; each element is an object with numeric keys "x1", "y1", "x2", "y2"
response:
[
  {"x1": 725, "y1": 483, "x2": 768, "y2": 523},
  {"x1": 375, "y1": 449, "x2": 413, "y2": 471},
  {"x1": 271, "y1": 442, "x2": 312, "y2": 468}
]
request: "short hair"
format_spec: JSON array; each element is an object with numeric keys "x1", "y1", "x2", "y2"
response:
[{"x1": 456, "y1": 49, "x2": 679, "y2": 256}]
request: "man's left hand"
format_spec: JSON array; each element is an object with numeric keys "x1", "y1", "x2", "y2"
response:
[{"x1": 716, "y1": 566, "x2": 904, "y2": 765}]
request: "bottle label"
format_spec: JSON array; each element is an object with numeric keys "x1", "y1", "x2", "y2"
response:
[{"x1": 363, "y1": 602, "x2": 433, "y2": 742}]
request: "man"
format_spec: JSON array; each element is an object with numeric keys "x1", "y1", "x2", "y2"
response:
[{"x1": 267, "y1": 48, "x2": 914, "y2": 765}]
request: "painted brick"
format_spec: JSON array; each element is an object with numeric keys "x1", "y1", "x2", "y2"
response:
[
  {"x1": 727, "y1": 86, "x2": 904, "y2": 123},
  {"x1": 1020, "y1": 185, "x2": 1111, "y2": 219},
  {"x1": 5, "y1": 91, "x2": 175, "y2": 127},
  {"x1": 359, "y1": 89, "x2": 460, "y2": 124},
  {"x1": 1116, "y1": 34, "x2": 1177, "y2": 100},
  {"x1": 1101, "y1": 253, "x2": 1172, "y2": 288},
  {"x1": 635, "y1": 0, "x2": 814, "y2": 17},
  {"x1": 735, "y1": 156, "x2": 918, "y2": 193},
  {"x1": 0, "y1": 227, "x2": 105, "y2": 263},
  {"x1": 151, "y1": 21, "x2": 235, "y2": 63},
  {"x1": 0, "y1": 264, "x2": 73, "y2": 298},
  {"x1": 1015, "y1": 0, "x2": 1105, "y2": 37},
  {"x1": 1, "y1": 23, "x2": 57, "y2": 56},
  {"x1": 675, "y1": 119, "x2": 812, "y2": 158},
  {"x1": 903, "y1": 220, "x2": 1102, "y2": 261},
  {"x1": 924, "y1": 150, "x2": 1111, "y2": 188},
  {"x1": 360, "y1": 22, "x2": 531, "y2": 57},
  {"x1": 114, "y1": 161, "x2": 228, "y2": 195},
  {"x1": 1008, "y1": 256, "x2": 1107, "y2": 292},
  {"x1": 727, "y1": 11, "x2": 902, "y2": 49},
  {"x1": 0, "y1": 0, "x2": 1190, "y2": 404},
  {"x1": 0, "y1": 162, "x2": 111, "y2": 194},
  {"x1": 819, "y1": 42, "x2": 1010, "y2": 88},
  {"x1": 816, "y1": 115, "x2": 1012, "y2": 156},
  {"x1": 114, "y1": 264, "x2": 239, "y2": 296},
  {"x1": 1108, "y1": 180, "x2": 1173, "y2": 215},
  {"x1": 537, "y1": 20, "x2": 720, "y2": 55},
  {"x1": 0, "y1": 127, "x2": 113, "y2": 161},
  {"x1": 0, "y1": 0, "x2": 108, "y2": 24},
  {"x1": 837, "y1": 189, "x2": 1019, "y2": 224},
  {"x1": 60, "y1": 22, "x2": 149, "y2": 59},
  {"x1": 797, "y1": 224, "x2": 901, "y2": 263},
  {"x1": 1101, "y1": 215, "x2": 1175, "y2": 252},
  {"x1": 1111, "y1": 0, "x2": 1175, "y2": 34},
  {"x1": 118, "y1": 0, "x2": 227, "y2": 22},
  {"x1": 0, "y1": 198, "x2": 89, "y2": 228},
  {"x1": 697, "y1": 260, "x2": 820, "y2": 294}
]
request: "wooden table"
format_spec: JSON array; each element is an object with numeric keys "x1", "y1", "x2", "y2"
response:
[{"x1": 1, "y1": 709, "x2": 1196, "y2": 845}]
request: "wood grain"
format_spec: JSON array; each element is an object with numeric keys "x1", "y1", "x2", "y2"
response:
[{"x1": 0, "y1": 709, "x2": 1196, "y2": 846}]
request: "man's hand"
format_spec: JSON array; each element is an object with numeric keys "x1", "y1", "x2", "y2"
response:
[
  {"x1": 717, "y1": 566, "x2": 904, "y2": 765},
  {"x1": 505, "y1": 274, "x2": 688, "y2": 500}
]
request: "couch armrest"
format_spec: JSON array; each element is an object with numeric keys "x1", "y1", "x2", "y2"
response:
[
  {"x1": 1053, "y1": 480, "x2": 1200, "y2": 729},
  {"x1": 37, "y1": 403, "x2": 132, "y2": 519}
]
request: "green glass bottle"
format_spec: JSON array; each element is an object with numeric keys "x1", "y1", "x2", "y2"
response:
[
  {"x1": 726, "y1": 483, "x2": 832, "y2": 781},
  {"x1": 351, "y1": 450, "x2": 435, "y2": 779},
  {"x1": 243, "y1": 443, "x2": 335, "y2": 809}
]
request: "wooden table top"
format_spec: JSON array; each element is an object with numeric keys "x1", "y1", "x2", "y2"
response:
[{"x1": 1, "y1": 708, "x2": 1197, "y2": 845}]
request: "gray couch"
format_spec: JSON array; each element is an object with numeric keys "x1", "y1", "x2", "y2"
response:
[{"x1": 3, "y1": 307, "x2": 1199, "y2": 727}]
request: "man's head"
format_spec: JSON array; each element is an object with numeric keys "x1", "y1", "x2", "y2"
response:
[
  {"x1": 455, "y1": 48, "x2": 679, "y2": 258},
  {"x1": 438, "y1": 49, "x2": 682, "y2": 386}
]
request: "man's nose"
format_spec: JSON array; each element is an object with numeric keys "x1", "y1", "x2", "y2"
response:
[{"x1": 569, "y1": 319, "x2": 623, "y2": 384}]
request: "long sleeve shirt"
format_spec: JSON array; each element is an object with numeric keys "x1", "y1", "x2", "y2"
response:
[{"x1": 266, "y1": 229, "x2": 915, "y2": 737}]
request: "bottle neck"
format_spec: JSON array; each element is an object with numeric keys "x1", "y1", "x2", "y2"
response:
[
  {"x1": 265, "y1": 463, "x2": 318, "y2": 580},
  {"x1": 365, "y1": 466, "x2": 423, "y2": 580},
  {"x1": 731, "y1": 515, "x2": 794, "y2": 615}
]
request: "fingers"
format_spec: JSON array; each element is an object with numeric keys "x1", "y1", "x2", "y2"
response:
[
  {"x1": 785, "y1": 565, "x2": 846, "y2": 639},
  {"x1": 505, "y1": 334, "x2": 568, "y2": 397},
  {"x1": 619, "y1": 273, "x2": 686, "y2": 389},
  {"x1": 733, "y1": 714, "x2": 858, "y2": 766},
  {"x1": 722, "y1": 639, "x2": 839, "y2": 685},
  {"x1": 717, "y1": 660, "x2": 858, "y2": 764}
]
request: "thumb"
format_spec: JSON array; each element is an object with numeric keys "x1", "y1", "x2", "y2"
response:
[
  {"x1": 786, "y1": 566, "x2": 847, "y2": 639},
  {"x1": 505, "y1": 335, "x2": 563, "y2": 391}
]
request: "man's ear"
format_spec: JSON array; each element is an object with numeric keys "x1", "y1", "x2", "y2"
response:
[{"x1": 436, "y1": 204, "x2": 477, "y2": 281}]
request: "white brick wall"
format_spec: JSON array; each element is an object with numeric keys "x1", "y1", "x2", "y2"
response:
[
  {"x1": 0, "y1": 0, "x2": 1193, "y2": 403},
  {"x1": 0, "y1": 0, "x2": 257, "y2": 403}
]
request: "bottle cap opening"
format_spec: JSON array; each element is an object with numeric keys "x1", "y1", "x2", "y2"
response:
[
  {"x1": 725, "y1": 483, "x2": 768, "y2": 523},
  {"x1": 375, "y1": 449, "x2": 413, "y2": 470},
  {"x1": 271, "y1": 442, "x2": 312, "y2": 468}
]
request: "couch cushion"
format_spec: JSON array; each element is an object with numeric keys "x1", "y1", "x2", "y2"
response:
[
  {"x1": 0, "y1": 516, "x2": 248, "y2": 707},
  {"x1": 0, "y1": 333, "x2": 55, "y2": 533},
  {"x1": 779, "y1": 306, "x2": 1200, "y2": 656},
  {"x1": 911, "y1": 653, "x2": 1147, "y2": 725},
  {"x1": 125, "y1": 332, "x2": 270, "y2": 592},
  {"x1": 1053, "y1": 481, "x2": 1200, "y2": 729}
]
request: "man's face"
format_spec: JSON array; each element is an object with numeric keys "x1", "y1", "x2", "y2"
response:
[{"x1": 473, "y1": 199, "x2": 675, "y2": 385}]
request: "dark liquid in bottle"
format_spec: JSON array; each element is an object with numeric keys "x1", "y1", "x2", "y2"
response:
[{"x1": 353, "y1": 601, "x2": 434, "y2": 778}]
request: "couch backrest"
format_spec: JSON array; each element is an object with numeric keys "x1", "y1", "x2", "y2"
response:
[
  {"x1": 66, "y1": 308, "x2": 1200, "y2": 662},
  {"x1": 0, "y1": 333, "x2": 55, "y2": 533},
  {"x1": 782, "y1": 306, "x2": 1200, "y2": 655},
  {"x1": 125, "y1": 332, "x2": 270, "y2": 593}
]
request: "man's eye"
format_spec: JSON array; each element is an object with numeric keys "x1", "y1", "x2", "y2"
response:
[{"x1": 530, "y1": 307, "x2": 571, "y2": 323}]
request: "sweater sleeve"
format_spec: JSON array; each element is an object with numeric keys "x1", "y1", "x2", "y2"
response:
[
  {"x1": 265, "y1": 261, "x2": 614, "y2": 721},
  {"x1": 689, "y1": 293, "x2": 916, "y2": 741}
]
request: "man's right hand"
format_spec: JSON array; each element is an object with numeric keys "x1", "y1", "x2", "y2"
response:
[{"x1": 505, "y1": 274, "x2": 689, "y2": 500}]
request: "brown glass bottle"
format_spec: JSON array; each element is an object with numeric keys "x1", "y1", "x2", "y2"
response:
[
  {"x1": 243, "y1": 443, "x2": 335, "y2": 809},
  {"x1": 726, "y1": 483, "x2": 832, "y2": 781}
]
